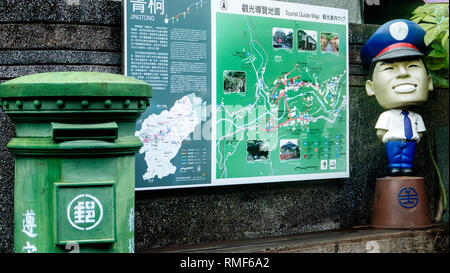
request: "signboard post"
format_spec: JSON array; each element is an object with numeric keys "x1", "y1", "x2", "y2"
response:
[{"x1": 124, "y1": 0, "x2": 349, "y2": 190}]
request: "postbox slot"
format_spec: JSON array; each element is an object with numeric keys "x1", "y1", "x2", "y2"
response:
[{"x1": 51, "y1": 122, "x2": 118, "y2": 142}]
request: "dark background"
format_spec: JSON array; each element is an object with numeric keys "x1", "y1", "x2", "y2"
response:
[
  {"x1": 1, "y1": 0, "x2": 448, "y2": 253},
  {"x1": 363, "y1": 0, "x2": 424, "y2": 24}
]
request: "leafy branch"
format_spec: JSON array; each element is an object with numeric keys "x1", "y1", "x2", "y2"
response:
[{"x1": 411, "y1": 3, "x2": 449, "y2": 88}]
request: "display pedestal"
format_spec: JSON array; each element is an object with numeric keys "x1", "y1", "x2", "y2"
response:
[{"x1": 372, "y1": 176, "x2": 431, "y2": 229}]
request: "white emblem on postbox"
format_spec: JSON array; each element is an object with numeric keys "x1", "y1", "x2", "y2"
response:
[{"x1": 67, "y1": 194, "x2": 103, "y2": 231}]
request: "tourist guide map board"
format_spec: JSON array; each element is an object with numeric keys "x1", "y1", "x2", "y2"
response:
[{"x1": 124, "y1": 0, "x2": 349, "y2": 190}]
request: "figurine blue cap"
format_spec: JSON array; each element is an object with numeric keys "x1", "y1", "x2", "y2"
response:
[{"x1": 360, "y1": 19, "x2": 429, "y2": 65}]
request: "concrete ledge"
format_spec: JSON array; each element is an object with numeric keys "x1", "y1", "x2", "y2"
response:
[{"x1": 140, "y1": 223, "x2": 449, "y2": 253}]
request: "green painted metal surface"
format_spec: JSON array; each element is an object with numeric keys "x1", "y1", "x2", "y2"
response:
[
  {"x1": 0, "y1": 72, "x2": 151, "y2": 253},
  {"x1": 0, "y1": 72, "x2": 152, "y2": 98},
  {"x1": 51, "y1": 122, "x2": 119, "y2": 142},
  {"x1": 55, "y1": 182, "x2": 116, "y2": 245}
]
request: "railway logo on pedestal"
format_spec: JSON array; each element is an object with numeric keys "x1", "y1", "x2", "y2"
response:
[{"x1": 398, "y1": 186, "x2": 419, "y2": 208}]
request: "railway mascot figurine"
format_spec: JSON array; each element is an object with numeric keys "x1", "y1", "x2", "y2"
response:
[
  {"x1": 361, "y1": 19, "x2": 433, "y2": 176},
  {"x1": 362, "y1": 19, "x2": 433, "y2": 229}
]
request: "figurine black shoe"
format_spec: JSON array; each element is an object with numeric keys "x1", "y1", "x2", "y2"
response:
[
  {"x1": 400, "y1": 168, "x2": 414, "y2": 176},
  {"x1": 389, "y1": 167, "x2": 401, "y2": 176}
]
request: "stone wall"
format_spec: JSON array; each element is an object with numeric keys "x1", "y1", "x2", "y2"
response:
[{"x1": 0, "y1": 0, "x2": 447, "y2": 253}]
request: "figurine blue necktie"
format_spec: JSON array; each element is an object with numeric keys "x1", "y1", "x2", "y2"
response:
[{"x1": 402, "y1": 110, "x2": 413, "y2": 140}]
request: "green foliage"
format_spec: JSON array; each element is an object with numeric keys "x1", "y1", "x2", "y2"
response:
[{"x1": 411, "y1": 4, "x2": 449, "y2": 88}]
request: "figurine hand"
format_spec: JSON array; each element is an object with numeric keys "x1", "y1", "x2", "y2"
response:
[{"x1": 376, "y1": 129, "x2": 387, "y2": 141}]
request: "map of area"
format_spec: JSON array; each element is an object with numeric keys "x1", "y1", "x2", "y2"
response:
[
  {"x1": 136, "y1": 93, "x2": 203, "y2": 180},
  {"x1": 214, "y1": 12, "x2": 348, "y2": 181},
  {"x1": 126, "y1": 0, "x2": 349, "y2": 189}
]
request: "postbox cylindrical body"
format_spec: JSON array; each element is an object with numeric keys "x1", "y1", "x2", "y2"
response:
[{"x1": 0, "y1": 72, "x2": 152, "y2": 253}]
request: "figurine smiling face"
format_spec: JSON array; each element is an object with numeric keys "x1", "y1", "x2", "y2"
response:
[{"x1": 365, "y1": 57, "x2": 433, "y2": 109}]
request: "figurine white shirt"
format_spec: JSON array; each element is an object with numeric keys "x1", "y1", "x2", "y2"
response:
[{"x1": 375, "y1": 109, "x2": 426, "y2": 143}]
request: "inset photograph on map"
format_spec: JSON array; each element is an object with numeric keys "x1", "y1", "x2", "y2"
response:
[
  {"x1": 247, "y1": 140, "x2": 269, "y2": 161},
  {"x1": 320, "y1": 32, "x2": 339, "y2": 53},
  {"x1": 297, "y1": 30, "x2": 317, "y2": 51},
  {"x1": 272, "y1": 28, "x2": 293, "y2": 49},
  {"x1": 223, "y1": 70, "x2": 246, "y2": 93},
  {"x1": 280, "y1": 139, "x2": 300, "y2": 161}
]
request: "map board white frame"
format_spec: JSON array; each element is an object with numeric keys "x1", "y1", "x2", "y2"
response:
[{"x1": 124, "y1": 0, "x2": 350, "y2": 190}]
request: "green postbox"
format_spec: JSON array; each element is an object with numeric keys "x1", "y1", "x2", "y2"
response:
[{"x1": 0, "y1": 72, "x2": 151, "y2": 253}]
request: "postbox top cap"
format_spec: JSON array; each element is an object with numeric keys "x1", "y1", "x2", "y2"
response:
[{"x1": 0, "y1": 72, "x2": 152, "y2": 98}]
